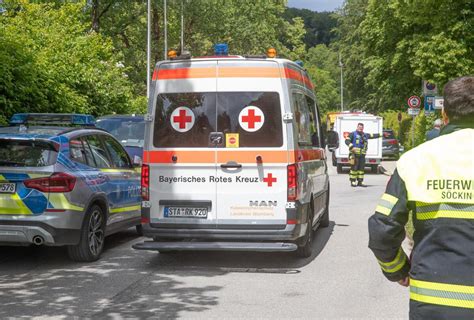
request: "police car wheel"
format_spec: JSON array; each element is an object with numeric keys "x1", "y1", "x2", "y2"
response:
[
  {"x1": 296, "y1": 206, "x2": 314, "y2": 258},
  {"x1": 67, "y1": 205, "x2": 105, "y2": 262},
  {"x1": 371, "y1": 165, "x2": 378, "y2": 174},
  {"x1": 135, "y1": 225, "x2": 143, "y2": 236}
]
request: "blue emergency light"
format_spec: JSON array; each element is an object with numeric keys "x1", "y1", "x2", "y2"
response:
[
  {"x1": 9, "y1": 113, "x2": 96, "y2": 126},
  {"x1": 295, "y1": 60, "x2": 304, "y2": 68},
  {"x1": 214, "y1": 43, "x2": 229, "y2": 56}
]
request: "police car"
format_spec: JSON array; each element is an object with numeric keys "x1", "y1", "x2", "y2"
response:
[
  {"x1": 133, "y1": 44, "x2": 330, "y2": 257},
  {"x1": 0, "y1": 114, "x2": 141, "y2": 261}
]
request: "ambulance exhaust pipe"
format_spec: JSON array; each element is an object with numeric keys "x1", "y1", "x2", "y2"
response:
[{"x1": 33, "y1": 236, "x2": 44, "y2": 246}]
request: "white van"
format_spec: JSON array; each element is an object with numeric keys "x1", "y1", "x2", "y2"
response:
[
  {"x1": 333, "y1": 114, "x2": 383, "y2": 173},
  {"x1": 133, "y1": 47, "x2": 330, "y2": 257}
]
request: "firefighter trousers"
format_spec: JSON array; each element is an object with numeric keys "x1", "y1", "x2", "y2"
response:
[{"x1": 350, "y1": 154, "x2": 365, "y2": 183}]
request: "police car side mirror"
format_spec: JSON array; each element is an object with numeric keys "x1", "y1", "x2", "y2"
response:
[
  {"x1": 133, "y1": 155, "x2": 143, "y2": 167},
  {"x1": 326, "y1": 131, "x2": 339, "y2": 152}
]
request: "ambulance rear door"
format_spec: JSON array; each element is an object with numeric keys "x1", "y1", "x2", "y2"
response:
[
  {"x1": 147, "y1": 61, "x2": 218, "y2": 227},
  {"x1": 214, "y1": 60, "x2": 289, "y2": 228}
]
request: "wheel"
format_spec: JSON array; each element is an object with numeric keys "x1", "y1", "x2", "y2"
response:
[
  {"x1": 320, "y1": 188, "x2": 330, "y2": 228},
  {"x1": 136, "y1": 224, "x2": 143, "y2": 236},
  {"x1": 336, "y1": 164, "x2": 343, "y2": 174},
  {"x1": 68, "y1": 204, "x2": 106, "y2": 262},
  {"x1": 296, "y1": 205, "x2": 314, "y2": 258},
  {"x1": 371, "y1": 165, "x2": 378, "y2": 174}
]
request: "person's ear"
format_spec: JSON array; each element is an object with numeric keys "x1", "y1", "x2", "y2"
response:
[{"x1": 442, "y1": 108, "x2": 449, "y2": 125}]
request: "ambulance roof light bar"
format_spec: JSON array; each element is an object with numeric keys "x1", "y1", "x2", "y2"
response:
[{"x1": 214, "y1": 43, "x2": 229, "y2": 56}]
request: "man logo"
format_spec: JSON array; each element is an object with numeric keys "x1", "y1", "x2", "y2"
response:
[{"x1": 249, "y1": 201, "x2": 278, "y2": 207}]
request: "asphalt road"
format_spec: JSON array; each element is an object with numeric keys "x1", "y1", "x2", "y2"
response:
[{"x1": 0, "y1": 159, "x2": 408, "y2": 319}]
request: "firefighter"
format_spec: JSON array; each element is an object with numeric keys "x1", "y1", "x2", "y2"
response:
[
  {"x1": 368, "y1": 76, "x2": 474, "y2": 319},
  {"x1": 345, "y1": 123, "x2": 381, "y2": 187}
]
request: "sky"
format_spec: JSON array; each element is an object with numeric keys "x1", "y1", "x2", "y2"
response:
[{"x1": 287, "y1": 0, "x2": 344, "y2": 12}]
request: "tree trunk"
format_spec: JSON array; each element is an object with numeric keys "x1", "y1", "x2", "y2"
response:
[{"x1": 91, "y1": 0, "x2": 100, "y2": 32}]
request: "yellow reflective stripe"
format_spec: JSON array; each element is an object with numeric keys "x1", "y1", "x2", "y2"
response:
[
  {"x1": 410, "y1": 292, "x2": 474, "y2": 309},
  {"x1": 377, "y1": 248, "x2": 407, "y2": 273},
  {"x1": 0, "y1": 194, "x2": 32, "y2": 215},
  {"x1": 417, "y1": 210, "x2": 474, "y2": 220},
  {"x1": 375, "y1": 205, "x2": 391, "y2": 216},
  {"x1": 410, "y1": 279, "x2": 474, "y2": 309},
  {"x1": 110, "y1": 204, "x2": 141, "y2": 213},
  {"x1": 48, "y1": 194, "x2": 83, "y2": 211},
  {"x1": 411, "y1": 279, "x2": 474, "y2": 294},
  {"x1": 382, "y1": 193, "x2": 398, "y2": 205},
  {"x1": 100, "y1": 168, "x2": 134, "y2": 173},
  {"x1": 0, "y1": 174, "x2": 5, "y2": 181}
]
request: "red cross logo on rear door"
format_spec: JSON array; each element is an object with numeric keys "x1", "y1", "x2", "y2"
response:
[
  {"x1": 263, "y1": 173, "x2": 277, "y2": 187},
  {"x1": 239, "y1": 106, "x2": 265, "y2": 132},
  {"x1": 170, "y1": 107, "x2": 195, "y2": 132}
]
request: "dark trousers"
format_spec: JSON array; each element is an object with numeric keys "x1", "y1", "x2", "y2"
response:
[{"x1": 350, "y1": 154, "x2": 365, "y2": 182}]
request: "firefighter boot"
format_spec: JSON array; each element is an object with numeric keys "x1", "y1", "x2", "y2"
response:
[
  {"x1": 357, "y1": 179, "x2": 367, "y2": 187},
  {"x1": 351, "y1": 179, "x2": 357, "y2": 187}
]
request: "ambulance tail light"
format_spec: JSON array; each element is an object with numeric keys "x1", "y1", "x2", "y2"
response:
[
  {"x1": 141, "y1": 164, "x2": 150, "y2": 201},
  {"x1": 287, "y1": 164, "x2": 298, "y2": 201}
]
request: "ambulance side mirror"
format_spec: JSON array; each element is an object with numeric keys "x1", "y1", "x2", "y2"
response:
[
  {"x1": 326, "y1": 131, "x2": 339, "y2": 152},
  {"x1": 133, "y1": 155, "x2": 143, "y2": 167}
]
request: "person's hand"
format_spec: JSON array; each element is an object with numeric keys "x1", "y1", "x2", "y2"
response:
[
  {"x1": 398, "y1": 277, "x2": 409, "y2": 287},
  {"x1": 352, "y1": 147, "x2": 361, "y2": 153}
]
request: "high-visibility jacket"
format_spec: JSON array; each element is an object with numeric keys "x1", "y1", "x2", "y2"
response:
[
  {"x1": 345, "y1": 131, "x2": 380, "y2": 155},
  {"x1": 368, "y1": 127, "x2": 474, "y2": 319}
]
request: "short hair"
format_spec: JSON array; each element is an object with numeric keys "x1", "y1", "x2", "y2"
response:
[
  {"x1": 443, "y1": 76, "x2": 474, "y2": 121},
  {"x1": 433, "y1": 119, "x2": 443, "y2": 127},
  {"x1": 357, "y1": 123, "x2": 364, "y2": 127}
]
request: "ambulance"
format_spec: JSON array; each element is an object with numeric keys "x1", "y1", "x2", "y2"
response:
[{"x1": 133, "y1": 44, "x2": 330, "y2": 257}]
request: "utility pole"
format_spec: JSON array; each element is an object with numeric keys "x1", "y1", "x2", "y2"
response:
[
  {"x1": 339, "y1": 53, "x2": 344, "y2": 112},
  {"x1": 164, "y1": 0, "x2": 168, "y2": 60},
  {"x1": 180, "y1": 0, "x2": 184, "y2": 52},
  {"x1": 146, "y1": 0, "x2": 151, "y2": 99}
]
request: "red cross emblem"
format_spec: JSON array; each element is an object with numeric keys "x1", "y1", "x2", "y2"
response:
[
  {"x1": 263, "y1": 173, "x2": 277, "y2": 187},
  {"x1": 170, "y1": 107, "x2": 195, "y2": 132},
  {"x1": 239, "y1": 106, "x2": 265, "y2": 132}
]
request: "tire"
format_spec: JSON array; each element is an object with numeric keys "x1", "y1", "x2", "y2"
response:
[
  {"x1": 296, "y1": 205, "x2": 314, "y2": 258},
  {"x1": 336, "y1": 164, "x2": 343, "y2": 174},
  {"x1": 67, "y1": 204, "x2": 106, "y2": 262},
  {"x1": 136, "y1": 224, "x2": 143, "y2": 236},
  {"x1": 320, "y1": 188, "x2": 330, "y2": 228},
  {"x1": 371, "y1": 165, "x2": 378, "y2": 174}
]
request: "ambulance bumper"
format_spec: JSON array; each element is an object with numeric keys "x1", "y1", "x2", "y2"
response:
[{"x1": 133, "y1": 241, "x2": 298, "y2": 252}]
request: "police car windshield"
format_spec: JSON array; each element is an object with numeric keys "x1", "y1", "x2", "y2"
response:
[
  {"x1": 96, "y1": 118, "x2": 145, "y2": 148},
  {"x1": 153, "y1": 92, "x2": 282, "y2": 148},
  {"x1": 0, "y1": 139, "x2": 58, "y2": 167}
]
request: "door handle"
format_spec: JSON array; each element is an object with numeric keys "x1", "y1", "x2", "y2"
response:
[{"x1": 220, "y1": 162, "x2": 242, "y2": 169}]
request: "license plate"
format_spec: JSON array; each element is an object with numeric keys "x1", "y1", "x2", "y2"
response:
[
  {"x1": 164, "y1": 207, "x2": 208, "y2": 218},
  {"x1": 0, "y1": 183, "x2": 16, "y2": 194}
]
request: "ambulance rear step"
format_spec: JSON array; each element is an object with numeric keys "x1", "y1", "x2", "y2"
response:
[{"x1": 132, "y1": 241, "x2": 297, "y2": 252}]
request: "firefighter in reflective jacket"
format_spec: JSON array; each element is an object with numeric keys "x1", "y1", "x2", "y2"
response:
[
  {"x1": 368, "y1": 76, "x2": 474, "y2": 319},
  {"x1": 345, "y1": 123, "x2": 380, "y2": 187}
]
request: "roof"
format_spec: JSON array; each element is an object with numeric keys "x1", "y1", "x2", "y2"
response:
[
  {"x1": 0, "y1": 126, "x2": 106, "y2": 139},
  {"x1": 96, "y1": 115, "x2": 144, "y2": 120}
]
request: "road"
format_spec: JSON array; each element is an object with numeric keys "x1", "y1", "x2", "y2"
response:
[{"x1": 0, "y1": 159, "x2": 408, "y2": 319}]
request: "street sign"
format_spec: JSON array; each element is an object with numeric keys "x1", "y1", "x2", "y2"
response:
[
  {"x1": 423, "y1": 81, "x2": 438, "y2": 96},
  {"x1": 408, "y1": 108, "x2": 420, "y2": 116},
  {"x1": 434, "y1": 96, "x2": 444, "y2": 109},
  {"x1": 424, "y1": 96, "x2": 435, "y2": 114},
  {"x1": 397, "y1": 112, "x2": 402, "y2": 122},
  {"x1": 408, "y1": 95, "x2": 421, "y2": 109}
]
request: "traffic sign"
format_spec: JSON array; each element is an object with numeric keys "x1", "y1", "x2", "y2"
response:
[
  {"x1": 424, "y1": 96, "x2": 435, "y2": 114},
  {"x1": 397, "y1": 112, "x2": 402, "y2": 122},
  {"x1": 423, "y1": 81, "x2": 438, "y2": 96},
  {"x1": 434, "y1": 96, "x2": 444, "y2": 110},
  {"x1": 408, "y1": 95, "x2": 421, "y2": 108},
  {"x1": 408, "y1": 108, "x2": 420, "y2": 116}
]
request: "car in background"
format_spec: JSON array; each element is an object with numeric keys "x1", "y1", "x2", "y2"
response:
[
  {"x1": 96, "y1": 115, "x2": 144, "y2": 160},
  {"x1": 382, "y1": 129, "x2": 400, "y2": 160},
  {"x1": 0, "y1": 113, "x2": 142, "y2": 261}
]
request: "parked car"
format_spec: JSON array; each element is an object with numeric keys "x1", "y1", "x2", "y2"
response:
[
  {"x1": 0, "y1": 113, "x2": 141, "y2": 261},
  {"x1": 96, "y1": 115, "x2": 145, "y2": 160},
  {"x1": 382, "y1": 129, "x2": 400, "y2": 160}
]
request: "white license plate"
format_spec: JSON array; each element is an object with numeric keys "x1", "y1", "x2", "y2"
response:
[
  {"x1": 0, "y1": 183, "x2": 16, "y2": 194},
  {"x1": 164, "y1": 207, "x2": 208, "y2": 218}
]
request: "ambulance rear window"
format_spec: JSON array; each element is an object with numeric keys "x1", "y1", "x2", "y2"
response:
[{"x1": 153, "y1": 92, "x2": 282, "y2": 148}]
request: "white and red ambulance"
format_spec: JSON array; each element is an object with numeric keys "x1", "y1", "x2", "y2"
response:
[{"x1": 133, "y1": 45, "x2": 330, "y2": 257}]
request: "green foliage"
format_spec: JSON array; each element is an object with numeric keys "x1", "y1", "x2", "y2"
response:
[{"x1": 0, "y1": 1, "x2": 140, "y2": 122}]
